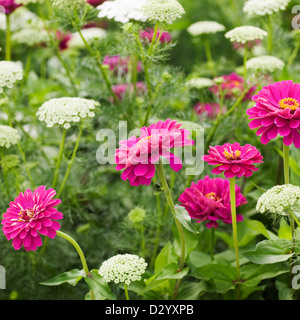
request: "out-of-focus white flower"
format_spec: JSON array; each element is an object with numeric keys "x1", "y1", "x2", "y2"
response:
[
  {"x1": 142, "y1": 0, "x2": 185, "y2": 24},
  {"x1": 68, "y1": 28, "x2": 107, "y2": 49},
  {"x1": 225, "y1": 26, "x2": 267, "y2": 44},
  {"x1": 246, "y1": 55, "x2": 285, "y2": 73},
  {"x1": 36, "y1": 97, "x2": 99, "y2": 129},
  {"x1": 9, "y1": 7, "x2": 44, "y2": 32},
  {"x1": 185, "y1": 77, "x2": 214, "y2": 89},
  {"x1": 99, "y1": 254, "x2": 147, "y2": 285},
  {"x1": 12, "y1": 28, "x2": 50, "y2": 47},
  {"x1": 0, "y1": 61, "x2": 23, "y2": 93},
  {"x1": 16, "y1": 0, "x2": 45, "y2": 4},
  {"x1": 187, "y1": 21, "x2": 225, "y2": 36},
  {"x1": 243, "y1": 0, "x2": 290, "y2": 16},
  {"x1": 0, "y1": 125, "x2": 20, "y2": 148},
  {"x1": 97, "y1": 0, "x2": 148, "y2": 23}
]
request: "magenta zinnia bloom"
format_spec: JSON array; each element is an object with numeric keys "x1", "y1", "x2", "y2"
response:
[
  {"x1": 203, "y1": 142, "x2": 263, "y2": 178},
  {"x1": 103, "y1": 55, "x2": 142, "y2": 75},
  {"x1": 194, "y1": 102, "x2": 223, "y2": 119},
  {"x1": 87, "y1": 0, "x2": 107, "y2": 6},
  {"x1": 115, "y1": 119, "x2": 194, "y2": 186},
  {"x1": 1, "y1": 186, "x2": 63, "y2": 251},
  {"x1": 0, "y1": 0, "x2": 22, "y2": 14},
  {"x1": 247, "y1": 80, "x2": 300, "y2": 147},
  {"x1": 112, "y1": 82, "x2": 146, "y2": 101},
  {"x1": 140, "y1": 28, "x2": 172, "y2": 44},
  {"x1": 179, "y1": 176, "x2": 247, "y2": 228}
]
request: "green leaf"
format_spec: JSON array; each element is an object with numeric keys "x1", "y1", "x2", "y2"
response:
[
  {"x1": 154, "y1": 242, "x2": 178, "y2": 275},
  {"x1": 242, "y1": 239, "x2": 294, "y2": 264},
  {"x1": 39, "y1": 269, "x2": 85, "y2": 287},
  {"x1": 177, "y1": 281, "x2": 208, "y2": 300},
  {"x1": 84, "y1": 270, "x2": 116, "y2": 300},
  {"x1": 278, "y1": 218, "x2": 292, "y2": 240},
  {"x1": 174, "y1": 205, "x2": 199, "y2": 234}
]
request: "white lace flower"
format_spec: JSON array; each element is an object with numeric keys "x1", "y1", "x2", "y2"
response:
[
  {"x1": 256, "y1": 184, "x2": 300, "y2": 215},
  {"x1": 9, "y1": 7, "x2": 44, "y2": 32},
  {"x1": 225, "y1": 26, "x2": 267, "y2": 44},
  {"x1": 16, "y1": 0, "x2": 44, "y2": 4},
  {"x1": 68, "y1": 28, "x2": 107, "y2": 49},
  {"x1": 36, "y1": 97, "x2": 99, "y2": 129},
  {"x1": 187, "y1": 21, "x2": 225, "y2": 36},
  {"x1": 243, "y1": 0, "x2": 290, "y2": 16},
  {"x1": 0, "y1": 61, "x2": 23, "y2": 93},
  {"x1": 142, "y1": 0, "x2": 185, "y2": 24},
  {"x1": 246, "y1": 55, "x2": 285, "y2": 73},
  {"x1": 185, "y1": 77, "x2": 214, "y2": 89},
  {"x1": 0, "y1": 125, "x2": 20, "y2": 148},
  {"x1": 97, "y1": 0, "x2": 148, "y2": 23},
  {"x1": 12, "y1": 28, "x2": 50, "y2": 47},
  {"x1": 99, "y1": 254, "x2": 147, "y2": 285},
  {"x1": 50, "y1": 0, "x2": 84, "y2": 12}
]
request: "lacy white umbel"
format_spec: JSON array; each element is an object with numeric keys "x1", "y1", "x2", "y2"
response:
[{"x1": 0, "y1": 61, "x2": 23, "y2": 94}]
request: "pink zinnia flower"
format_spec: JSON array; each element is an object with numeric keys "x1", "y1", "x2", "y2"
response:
[
  {"x1": 210, "y1": 72, "x2": 256, "y2": 101},
  {"x1": 179, "y1": 175, "x2": 247, "y2": 228},
  {"x1": 194, "y1": 102, "x2": 222, "y2": 119},
  {"x1": 1, "y1": 186, "x2": 63, "y2": 251},
  {"x1": 56, "y1": 30, "x2": 72, "y2": 51},
  {"x1": 203, "y1": 142, "x2": 263, "y2": 178},
  {"x1": 112, "y1": 82, "x2": 146, "y2": 101},
  {"x1": 140, "y1": 28, "x2": 172, "y2": 44},
  {"x1": 247, "y1": 80, "x2": 300, "y2": 147},
  {"x1": 103, "y1": 55, "x2": 142, "y2": 75},
  {"x1": 115, "y1": 119, "x2": 194, "y2": 186},
  {"x1": 87, "y1": 0, "x2": 107, "y2": 7},
  {"x1": 0, "y1": 0, "x2": 22, "y2": 14}
]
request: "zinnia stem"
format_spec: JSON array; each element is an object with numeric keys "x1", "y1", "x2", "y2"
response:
[
  {"x1": 52, "y1": 128, "x2": 67, "y2": 190},
  {"x1": 210, "y1": 228, "x2": 215, "y2": 262},
  {"x1": 5, "y1": 14, "x2": 11, "y2": 61},
  {"x1": 155, "y1": 159, "x2": 186, "y2": 299},
  {"x1": 283, "y1": 143, "x2": 290, "y2": 184},
  {"x1": 124, "y1": 284, "x2": 130, "y2": 300},
  {"x1": 229, "y1": 177, "x2": 241, "y2": 299},
  {"x1": 203, "y1": 36, "x2": 215, "y2": 76}
]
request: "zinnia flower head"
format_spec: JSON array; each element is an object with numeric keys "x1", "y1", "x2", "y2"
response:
[
  {"x1": 210, "y1": 72, "x2": 256, "y2": 101},
  {"x1": 203, "y1": 142, "x2": 263, "y2": 178},
  {"x1": 1, "y1": 186, "x2": 63, "y2": 251},
  {"x1": 247, "y1": 80, "x2": 300, "y2": 147},
  {"x1": 187, "y1": 21, "x2": 225, "y2": 36},
  {"x1": 103, "y1": 55, "x2": 142, "y2": 75},
  {"x1": 179, "y1": 175, "x2": 247, "y2": 228},
  {"x1": 99, "y1": 254, "x2": 147, "y2": 285},
  {"x1": 142, "y1": 0, "x2": 185, "y2": 24},
  {"x1": 140, "y1": 28, "x2": 172, "y2": 44},
  {"x1": 0, "y1": 0, "x2": 22, "y2": 14},
  {"x1": 87, "y1": 0, "x2": 106, "y2": 7},
  {"x1": 115, "y1": 119, "x2": 194, "y2": 186},
  {"x1": 0, "y1": 125, "x2": 20, "y2": 148},
  {"x1": 194, "y1": 102, "x2": 222, "y2": 119},
  {"x1": 256, "y1": 184, "x2": 300, "y2": 215},
  {"x1": 112, "y1": 82, "x2": 146, "y2": 101},
  {"x1": 225, "y1": 26, "x2": 267, "y2": 44},
  {"x1": 36, "y1": 97, "x2": 98, "y2": 129},
  {"x1": 0, "y1": 61, "x2": 23, "y2": 93},
  {"x1": 243, "y1": 0, "x2": 290, "y2": 16},
  {"x1": 246, "y1": 55, "x2": 285, "y2": 74}
]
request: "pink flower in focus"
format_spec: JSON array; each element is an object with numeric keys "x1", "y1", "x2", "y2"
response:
[
  {"x1": 115, "y1": 119, "x2": 194, "y2": 186},
  {"x1": 103, "y1": 55, "x2": 142, "y2": 75},
  {"x1": 1, "y1": 186, "x2": 63, "y2": 251},
  {"x1": 194, "y1": 102, "x2": 222, "y2": 119},
  {"x1": 247, "y1": 80, "x2": 300, "y2": 147},
  {"x1": 140, "y1": 28, "x2": 172, "y2": 44},
  {"x1": 210, "y1": 72, "x2": 256, "y2": 101},
  {"x1": 203, "y1": 142, "x2": 263, "y2": 178},
  {"x1": 179, "y1": 176, "x2": 247, "y2": 228},
  {"x1": 112, "y1": 82, "x2": 146, "y2": 101},
  {"x1": 0, "y1": 0, "x2": 22, "y2": 14}
]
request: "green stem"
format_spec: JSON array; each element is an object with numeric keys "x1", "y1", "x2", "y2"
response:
[
  {"x1": 229, "y1": 177, "x2": 241, "y2": 299},
  {"x1": 155, "y1": 159, "x2": 185, "y2": 299},
  {"x1": 124, "y1": 283, "x2": 130, "y2": 300},
  {"x1": 210, "y1": 228, "x2": 215, "y2": 262},
  {"x1": 287, "y1": 41, "x2": 300, "y2": 68},
  {"x1": 57, "y1": 125, "x2": 83, "y2": 198},
  {"x1": 148, "y1": 22, "x2": 160, "y2": 56},
  {"x1": 203, "y1": 36, "x2": 215, "y2": 76},
  {"x1": 267, "y1": 15, "x2": 273, "y2": 53},
  {"x1": 243, "y1": 44, "x2": 248, "y2": 82},
  {"x1": 289, "y1": 210, "x2": 300, "y2": 229},
  {"x1": 52, "y1": 128, "x2": 67, "y2": 190},
  {"x1": 283, "y1": 143, "x2": 290, "y2": 185},
  {"x1": 5, "y1": 14, "x2": 11, "y2": 61}
]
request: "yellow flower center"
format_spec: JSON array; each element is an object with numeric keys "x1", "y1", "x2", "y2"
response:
[
  {"x1": 18, "y1": 209, "x2": 35, "y2": 222},
  {"x1": 137, "y1": 135, "x2": 152, "y2": 146},
  {"x1": 223, "y1": 149, "x2": 241, "y2": 160},
  {"x1": 279, "y1": 98, "x2": 299, "y2": 111},
  {"x1": 205, "y1": 192, "x2": 219, "y2": 201}
]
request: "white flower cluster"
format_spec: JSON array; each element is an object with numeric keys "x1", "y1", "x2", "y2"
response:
[
  {"x1": 50, "y1": 0, "x2": 84, "y2": 12},
  {"x1": 99, "y1": 254, "x2": 147, "y2": 285},
  {"x1": 246, "y1": 55, "x2": 285, "y2": 73},
  {"x1": 12, "y1": 28, "x2": 50, "y2": 47},
  {"x1": 16, "y1": 0, "x2": 44, "y2": 4},
  {"x1": 68, "y1": 28, "x2": 107, "y2": 49},
  {"x1": 36, "y1": 97, "x2": 99, "y2": 129},
  {"x1": 256, "y1": 184, "x2": 300, "y2": 215},
  {"x1": 0, "y1": 125, "x2": 20, "y2": 148},
  {"x1": 185, "y1": 77, "x2": 214, "y2": 89},
  {"x1": 187, "y1": 21, "x2": 225, "y2": 36},
  {"x1": 97, "y1": 0, "x2": 148, "y2": 23},
  {"x1": 142, "y1": 0, "x2": 185, "y2": 24},
  {"x1": 10, "y1": 8, "x2": 44, "y2": 32},
  {"x1": 243, "y1": 0, "x2": 290, "y2": 16},
  {"x1": 0, "y1": 61, "x2": 23, "y2": 94},
  {"x1": 225, "y1": 26, "x2": 267, "y2": 44}
]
